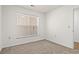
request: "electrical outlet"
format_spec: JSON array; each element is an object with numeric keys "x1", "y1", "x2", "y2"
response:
[
  {"x1": 8, "y1": 36, "x2": 11, "y2": 39},
  {"x1": 54, "y1": 35, "x2": 56, "y2": 38}
]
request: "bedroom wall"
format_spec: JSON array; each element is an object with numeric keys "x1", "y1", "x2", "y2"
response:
[
  {"x1": 2, "y1": 6, "x2": 46, "y2": 48},
  {"x1": 46, "y1": 6, "x2": 74, "y2": 48}
]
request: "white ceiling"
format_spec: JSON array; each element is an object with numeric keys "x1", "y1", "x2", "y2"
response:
[{"x1": 20, "y1": 5, "x2": 61, "y2": 13}]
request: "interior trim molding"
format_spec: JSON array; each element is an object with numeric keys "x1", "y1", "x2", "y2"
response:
[
  {"x1": 0, "y1": 48, "x2": 2, "y2": 51},
  {"x1": 74, "y1": 42, "x2": 79, "y2": 49}
]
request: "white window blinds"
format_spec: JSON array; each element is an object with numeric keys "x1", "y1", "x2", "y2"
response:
[{"x1": 16, "y1": 13, "x2": 38, "y2": 38}]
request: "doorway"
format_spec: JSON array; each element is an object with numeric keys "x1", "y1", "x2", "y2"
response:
[{"x1": 74, "y1": 8, "x2": 79, "y2": 49}]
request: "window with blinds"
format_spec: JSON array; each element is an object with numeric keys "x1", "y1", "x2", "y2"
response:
[{"x1": 16, "y1": 13, "x2": 38, "y2": 38}]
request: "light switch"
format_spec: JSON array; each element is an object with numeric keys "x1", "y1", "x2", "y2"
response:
[{"x1": 68, "y1": 25, "x2": 71, "y2": 29}]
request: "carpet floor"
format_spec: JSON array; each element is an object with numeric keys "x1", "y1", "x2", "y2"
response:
[{"x1": 1, "y1": 39, "x2": 79, "y2": 54}]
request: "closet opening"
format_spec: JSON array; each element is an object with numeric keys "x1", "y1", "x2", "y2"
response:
[{"x1": 74, "y1": 8, "x2": 79, "y2": 49}]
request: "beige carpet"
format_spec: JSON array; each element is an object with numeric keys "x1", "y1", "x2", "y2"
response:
[{"x1": 1, "y1": 39, "x2": 79, "y2": 54}]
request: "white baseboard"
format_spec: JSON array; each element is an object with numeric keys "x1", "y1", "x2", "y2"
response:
[
  {"x1": 48, "y1": 39, "x2": 74, "y2": 49},
  {"x1": 2, "y1": 36, "x2": 46, "y2": 48}
]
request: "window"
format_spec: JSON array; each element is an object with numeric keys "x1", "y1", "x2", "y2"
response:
[{"x1": 16, "y1": 13, "x2": 38, "y2": 38}]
